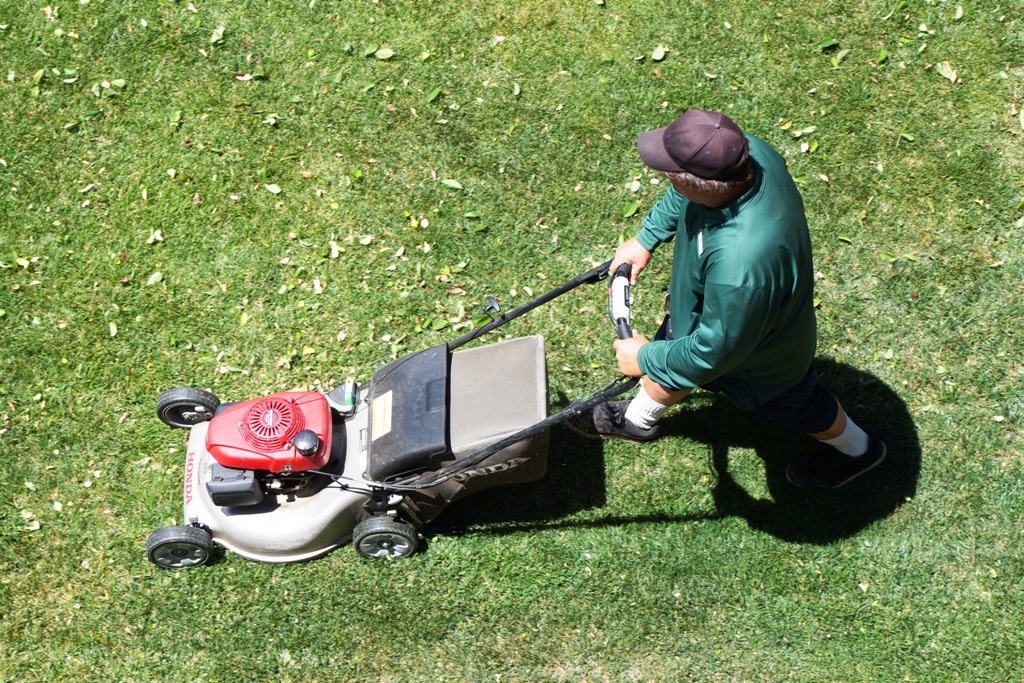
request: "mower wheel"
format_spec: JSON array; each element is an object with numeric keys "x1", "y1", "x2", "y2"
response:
[
  {"x1": 353, "y1": 517, "x2": 419, "y2": 560},
  {"x1": 146, "y1": 525, "x2": 214, "y2": 569},
  {"x1": 157, "y1": 387, "x2": 220, "y2": 428}
]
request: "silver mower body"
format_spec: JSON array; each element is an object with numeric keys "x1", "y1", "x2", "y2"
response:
[{"x1": 150, "y1": 336, "x2": 550, "y2": 567}]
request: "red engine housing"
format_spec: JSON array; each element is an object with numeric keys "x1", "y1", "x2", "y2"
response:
[{"x1": 205, "y1": 392, "x2": 332, "y2": 473}]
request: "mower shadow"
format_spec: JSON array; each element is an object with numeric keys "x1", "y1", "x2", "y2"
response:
[
  {"x1": 432, "y1": 422, "x2": 611, "y2": 535},
  {"x1": 435, "y1": 359, "x2": 921, "y2": 545}
]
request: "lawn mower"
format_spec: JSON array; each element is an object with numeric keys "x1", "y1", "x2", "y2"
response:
[{"x1": 146, "y1": 261, "x2": 637, "y2": 568}]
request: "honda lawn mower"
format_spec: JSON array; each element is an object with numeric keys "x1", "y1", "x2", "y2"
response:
[{"x1": 146, "y1": 261, "x2": 637, "y2": 568}]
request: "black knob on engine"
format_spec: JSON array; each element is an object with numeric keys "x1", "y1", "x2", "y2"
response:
[{"x1": 293, "y1": 429, "x2": 320, "y2": 457}]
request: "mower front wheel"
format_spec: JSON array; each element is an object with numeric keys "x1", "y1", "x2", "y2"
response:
[
  {"x1": 157, "y1": 387, "x2": 220, "y2": 428},
  {"x1": 146, "y1": 525, "x2": 214, "y2": 569},
  {"x1": 353, "y1": 517, "x2": 419, "y2": 560}
]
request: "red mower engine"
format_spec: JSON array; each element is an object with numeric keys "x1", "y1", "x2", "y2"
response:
[{"x1": 203, "y1": 392, "x2": 333, "y2": 506}]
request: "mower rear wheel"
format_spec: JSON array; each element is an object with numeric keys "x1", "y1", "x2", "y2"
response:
[
  {"x1": 157, "y1": 387, "x2": 220, "y2": 428},
  {"x1": 353, "y1": 517, "x2": 419, "y2": 559},
  {"x1": 147, "y1": 525, "x2": 214, "y2": 569}
]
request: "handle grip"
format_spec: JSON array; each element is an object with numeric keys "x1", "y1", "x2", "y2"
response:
[{"x1": 608, "y1": 263, "x2": 632, "y2": 340}]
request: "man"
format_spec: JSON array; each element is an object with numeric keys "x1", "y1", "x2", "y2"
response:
[{"x1": 568, "y1": 109, "x2": 885, "y2": 490}]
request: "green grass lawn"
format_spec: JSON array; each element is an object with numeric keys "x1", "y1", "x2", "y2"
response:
[{"x1": 1, "y1": 0, "x2": 1022, "y2": 680}]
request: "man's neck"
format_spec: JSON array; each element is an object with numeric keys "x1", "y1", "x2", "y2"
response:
[{"x1": 672, "y1": 177, "x2": 755, "y2": 209}]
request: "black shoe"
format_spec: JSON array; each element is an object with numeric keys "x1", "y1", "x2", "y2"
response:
[
  {"x1": 786, "y1": 433, "x2": 887, "y2": 490},
  {"x1": 564, "y1": 400, "x2": 661, "y2": 443}
]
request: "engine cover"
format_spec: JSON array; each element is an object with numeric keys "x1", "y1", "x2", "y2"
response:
[{"x1": 206, "y1": 392, "x2": 332, "y2": 473}]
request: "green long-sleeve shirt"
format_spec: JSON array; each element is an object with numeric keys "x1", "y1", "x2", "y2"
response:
[{"x1": 635, "y1": 135, "x2": 817, "y2": 410}]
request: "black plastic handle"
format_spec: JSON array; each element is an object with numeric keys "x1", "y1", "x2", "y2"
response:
[{"x1": 608, "y1": 263, "x2": 632, "y2": 340}]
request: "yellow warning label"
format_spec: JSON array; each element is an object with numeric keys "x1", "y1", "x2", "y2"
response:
[{"x1": 371, "y1": 390, "x2": 393, "y2": 441}]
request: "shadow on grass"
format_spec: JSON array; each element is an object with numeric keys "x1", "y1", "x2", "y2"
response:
[
  {"x1": 436, "y1": 359, "x2": 920, "y2": 545},
  {"x1": 433, "y1": 422, "x2": 610, "y2": 535}
]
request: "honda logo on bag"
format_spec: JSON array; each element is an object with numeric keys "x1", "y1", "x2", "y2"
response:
[{"x1": 451, "y1": 457, "x2": 529, "y2": 483}]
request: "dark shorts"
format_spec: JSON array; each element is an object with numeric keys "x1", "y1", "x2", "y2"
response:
[
  {"x1": 750, "y1": 363, "x2": 839, "y2": 434},
  {"x1": 653, "y1": 315, "x2": 838, "y2": 434}
]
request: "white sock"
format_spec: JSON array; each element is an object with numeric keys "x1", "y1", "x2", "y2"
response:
[
  {"x1": 624, "y1": 383, "x2": 669, "y2": 429},
  {"x1": 821, "y1": 416, "x2": 870, "y2": 457}
]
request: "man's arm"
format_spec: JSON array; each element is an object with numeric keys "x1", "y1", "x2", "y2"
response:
[
  {"x1": 611, "y1": 186, "x2": 687, "y2": 284},
  {"x1": 637, "y1": 281, "x2": 775, "y2": 390}
]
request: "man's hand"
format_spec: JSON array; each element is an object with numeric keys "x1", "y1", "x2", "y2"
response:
[
  {"x1": 613, "y1": 332, "x2": 649, "y2": 377},
  {"x1": 609, "y1": 237, "x2": 652, "y2": 285}
]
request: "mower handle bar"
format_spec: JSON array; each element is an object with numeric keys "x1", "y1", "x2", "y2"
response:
[
  {"x1": 447, "y1": 259, "x2": 619, "y2": 351},
  {"x1": 375, "y1": 259, "x2": 639, "y2": 491}
]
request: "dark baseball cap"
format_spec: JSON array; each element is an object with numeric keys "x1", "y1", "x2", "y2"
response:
[{"x1": 637, "y1": 109, "x2": 749, "y2": 180}]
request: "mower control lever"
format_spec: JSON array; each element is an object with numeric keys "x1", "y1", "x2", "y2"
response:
[
  {"x1": 483, "y1": 295, "x2": 502, "y2": 320},
  {"x1": 608, "y1": 263, "x2": 632, "y2": 340}
]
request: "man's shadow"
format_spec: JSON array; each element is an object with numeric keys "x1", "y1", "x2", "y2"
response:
[
  {"x1": 680, "y1": 358, "x2": 921, "y2": 543},
  {"x1": 436, "y1": 358, "x2": 920, "y2": 545}
]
